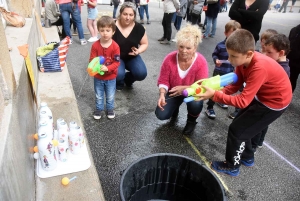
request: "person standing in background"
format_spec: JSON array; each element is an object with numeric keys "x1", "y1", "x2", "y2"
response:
[
  {"x1": 139, "y1": 0, "x2": 151, "y2": 24},
  {"x1": 111, "y1": 0, "x2": 120, "y2": 19},
  {"x1": 87, "y1": 0, "x2": 99, "y2": 42}
]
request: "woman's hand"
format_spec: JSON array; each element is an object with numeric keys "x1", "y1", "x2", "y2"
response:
[
  {"x1": 157, "y1": 95, "x2": 167, "y2": 111},
  {"x1": 169, "y1": 86, "x2": 186, "y2": 97},
  {"x1": 129, "y1": 47, "x2": 139, "y2": 56},
  {"x1": 194, "y1": 85, "x2": 216, "y2": 101}
]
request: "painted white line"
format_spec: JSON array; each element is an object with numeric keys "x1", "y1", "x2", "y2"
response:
[{"x1": 264, "y1": 142, "x2": 300, "y2": 173}]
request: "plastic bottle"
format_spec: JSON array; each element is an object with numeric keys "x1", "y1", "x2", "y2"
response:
[
  {"x1": 38, "y1": 114, "x2": 53, "y2": 140},
  {"x1": 39, "y1": 102, "x2": 53, "y2": 128},
  {"x1": 69, "y1": 126, "x2": 81, "y2": 155},
  {"x1": 37, "y1": 131, "x2": 57, "y2": 171}
]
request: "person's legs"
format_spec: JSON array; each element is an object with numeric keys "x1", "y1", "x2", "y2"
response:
[
  {"x1": 225, "y1": 100, "x2": 285, "y2": 167},
  {"x1": 124, "y1": 55, "x2": 147, "y2": 86},
  {"x1": 204, "y1": 16, "x2": 212, "y2": 37},
  {"x1": 94, "y1": 78, "x2": 105, "y2": 111},
  {"x1": 176, "y1": 16, "x2": 183, "y2": 30},
  {"x1": 145, "y1": 4, "x2": 150, "y2": 21},
  {"x1": 105, "y1": 79, "x2": 116, "y2": 111},
  {"x1": 289, "y1": 62, "x2": 300, "y2": 92},
  {"x1": 190, "y1": 15, "x2": 199, "y2": 25},
  {"x1": 59, "y1": 3, "x2": 72, "y2": 38},
  {"x1": 70, "y1": 3, "x2": 85, "y2": 41},
  {"x1": 161, "y1": 13, "x2": 167, "y2": 39},
  {"x1": 140, "y1": 5, "x2": 145, "y2": 22},
  {"x1": 87, "y1": 8, "x2": 98, "y2": 39},
  {"x1": 210, "y1": 17, "x2": 217, "y2": 37},
  {"x1": 155, "y1": 94, "x2": 183, "y2": 120},
  {"x1": 183, "y1": 100, "x2": 203, "y2": 134},
  {"x1": 116, "y1": 59, "x2": 126, "y2": 90},
  {"x1": 113, "y1": 4, "x2": 118, "y2": 19},
  {"x1": 165, "y1": 12, "x2": 175, "y2": 41},
  {"x1": 251, "y1": 126, "x2": 268, "y2": 150}
]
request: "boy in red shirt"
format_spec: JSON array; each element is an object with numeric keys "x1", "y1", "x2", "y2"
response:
[
  {"x1": 89, "y1": 16, "x2": 120, "y2": 119},
  {"x1": 197, "y1": 29, "x2": 292, "y2": 176}
]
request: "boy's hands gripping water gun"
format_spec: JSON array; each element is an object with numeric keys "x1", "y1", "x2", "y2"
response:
[
  {"x1": 87, "y1": 56, "x2": 106, "y2": 76},
  {"x1": 182, "y1": 72, "x2": 238, "y2": 103}
]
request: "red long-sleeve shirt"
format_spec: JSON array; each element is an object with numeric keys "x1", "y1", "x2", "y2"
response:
[
  {"x1": 89, "y1": 40, "x2": 120, "y2": 80},
  {"x1": 213, "y1": 52, "x2": 292, "y2": 110}
]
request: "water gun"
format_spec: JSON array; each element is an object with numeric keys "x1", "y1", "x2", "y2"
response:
[
  {"x1": 87, "y1": 56, "x2": 105, "y2": 76},
  {"x1": 182, "y1": 72, "x2": 238, "y2": 103}
]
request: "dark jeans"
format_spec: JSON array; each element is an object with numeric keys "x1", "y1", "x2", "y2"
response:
[
  {"x1": 162, "y1": 12, "x2": 175, "y2": 41},
  {"x1": 207, "y1": 70, "x2": 227, "y2": 109},
  {"x1": 116, "y1": 56, "x2": 147, "y2": 89},
  {"x1": 279, "y1": 0, "x2": 290, "y2": 12},
  {"x1": 174, "y1": 16, "x2": 183, "y2": 31},
  {"x1": 289, "y1": 61, "x2": 300, "y2": 92},
  {"x1": 225, "y1": 99, "x2": 285, "y2": 167},
  {"x1": 51, "y1": 17, "x2": 73, "y2": 38},
  {"x1": 155, "y1": 93, "x2": 203, "y2": 120}
]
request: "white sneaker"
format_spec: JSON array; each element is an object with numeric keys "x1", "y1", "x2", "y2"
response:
[
  {"x1": 88, "y1": 37, "x2": 98, "y2": 42},
  {"x1": 171, "y1": 38, "x2": 177, "y2": 42},
  {"x1": 80, "y1": 39, "x2": 87, "y2": 45}
]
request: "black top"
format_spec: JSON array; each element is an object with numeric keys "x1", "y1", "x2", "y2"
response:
[
  {"x1": 204, "y1": 0, "x2": 220, "y2": 18},
  {"x1": 287, "y1": 24, "x2": 300, "y2": 64},
  {"x1": 229, "y1": 0, "x2": 269, "y2": 42},
  {"x1": 113, "y1": 22, "x2": 145, "y2": 60},
  {"x1": 278, "y1": 60, "x2": 290, "y2": 78}
]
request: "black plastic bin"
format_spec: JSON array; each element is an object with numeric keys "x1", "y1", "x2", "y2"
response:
[{"x1": 120, "y1": 153, "x2": 226, "y2": 201}]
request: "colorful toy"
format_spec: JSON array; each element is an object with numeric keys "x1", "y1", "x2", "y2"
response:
[
  {"x1": 182, "y1": 72, "x2": 238, "y2": 103},
  {"x1": 87, "y1": 56, "x2": 105, "y2": 76},
  {"x1": 62, "y1": 176, "x2": 77, "y2": 186}
]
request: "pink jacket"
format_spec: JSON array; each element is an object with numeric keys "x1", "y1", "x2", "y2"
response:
[{"x1": 55, "y1": 0, "x2": 71, "y2": 4}]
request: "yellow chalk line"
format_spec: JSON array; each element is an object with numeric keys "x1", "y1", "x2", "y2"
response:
[{"x1": 184, "y1": 136, "x2": 232, "y2": 196}]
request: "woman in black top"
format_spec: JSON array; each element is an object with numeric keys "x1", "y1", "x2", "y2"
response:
[
  {"x1": 112, "y1": 2, "x2": 149, "y2": 90},
  {"x1": 229, "y1": 0, "x2": 269, "y2": 43}
]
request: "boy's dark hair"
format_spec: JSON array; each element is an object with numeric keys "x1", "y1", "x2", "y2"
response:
[
  {"x1": 265, "y1": 34, "x2": 290, "y2": 56},
  {"x1": 261, "y1": 29, "x2": 278, "y2": 41},
  {"x1": 226, "y1": 29, "x2": 255, "y2": 54},
  {"x1": 97, "y1": 16, "x2": 116, "y2": 32},
  {"x1": 225, "y1": 20, "x2": 241, "y2": 33}
]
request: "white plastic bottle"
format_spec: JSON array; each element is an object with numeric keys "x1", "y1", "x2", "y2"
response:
[
  {"x1": 37, "y1": 131, "x2": 57, "y2": 171},
  {"x1": 69, "y1": 127, "x2": 81, "y2": 155},
  {"x1": 39, "y1": 102, "x2": 53, "y2": 128},
  {"x1": 38, "y1": 116, "x2": 53, "y2": 140},
  {"x1": 69, "y1": 121, "x2": 78, "y2": 131}
]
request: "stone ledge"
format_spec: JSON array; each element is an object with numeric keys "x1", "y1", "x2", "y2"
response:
[{"x1": 35, "y1": 27, "x2": 105, "y2": 201}]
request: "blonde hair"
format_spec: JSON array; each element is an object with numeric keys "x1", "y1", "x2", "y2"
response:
[
  {"x1": 175, "y1": 24, "x2": 202, "y2": 47},
  {"x1": 225, "y1": 20, "x2": 241, "y2": 33},
  {"x1": 226, "y1": 29, "x2": 255, "y2": 54}
]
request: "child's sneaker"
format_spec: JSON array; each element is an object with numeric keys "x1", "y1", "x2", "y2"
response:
[
  {"x1": 211, "y1": 161, "x2": 240, "y2": 176},
  {"x1": 229, "y1": 108, "x2": 239, "y2": 119},
  {"x1": 81, "y1": 39, "x2": 87, "y2": 45},
  {"x1": 106, "y1": 110, "x2": 115, "y2": 119},
  {"x1": 241, "y1": 158, "x2": 255, "y2": 167},
  {"x1": 93, "y1": 110, "x2": 102, "y2": 120},
  {"x1": 217, "y1": 102, "x2": 228, "y2": 109},
  {"x1": 205, "y1": 109, "x2": 216, "y2": 119}
]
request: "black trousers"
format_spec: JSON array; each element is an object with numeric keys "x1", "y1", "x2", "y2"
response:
[
  {"x1": 225, "y1": 99, "x2": 286, "y2": 167},
  {"x1": 51, "y1": 17, "x2": 73, "y2": 38},
  {"x1": 162, "y1": 12, "x2": 175, "y2": 41}
]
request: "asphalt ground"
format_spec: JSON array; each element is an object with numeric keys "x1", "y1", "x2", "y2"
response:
[{"x1": 65, "y1": 3, "x2": 300, "y2": 201}]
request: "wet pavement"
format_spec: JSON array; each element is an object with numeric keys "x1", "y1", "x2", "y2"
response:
[{"x1": 66, "y1": 3, "x2": 300, "y2": 201}]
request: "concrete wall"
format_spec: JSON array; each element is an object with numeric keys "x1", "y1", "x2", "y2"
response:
[{"x1": 0, "y1": 0, "x2": 41, "y2": 200}]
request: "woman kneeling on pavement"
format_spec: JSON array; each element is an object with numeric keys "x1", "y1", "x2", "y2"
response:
[
  {"x1": 155, "y1": 24, "x2": 208, "y2": 135},
  {"x1": 113, "y1": 2, "x2": 149, "y2": 91}
]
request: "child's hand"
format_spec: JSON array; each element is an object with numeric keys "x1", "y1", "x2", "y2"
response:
[
  {"x1": 194, "y1": 85, "x2": 215, "y2": 101},
  {"x1": 215, "y1": 59, "x2": 222, "y2": 67},
  {"x1": 100, "y1": 65, "x2": 108, "y2": 72}
]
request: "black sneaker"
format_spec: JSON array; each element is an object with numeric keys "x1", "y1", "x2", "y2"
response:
[
  {"x1": 93, "y1": 110, "x2": 102, "y2": 120},
  {"x1": 158, "y1": 37, "x2": 165, "y2": 41},
  {"x1": 160, "y1": 39, "x2": 171, "y2": 45},
  {"x1": 106, "y1": 110, "x2": 115, "y2": 119},
  {"x1": 182, "y1": 121, "x2": 197, "y2": 135},
  {"x1": 229, "y1": 109, "x2": 239, "y2": 119},
  {"x1": 211, "y1": 161, "x2": 240, "y2": 176}
]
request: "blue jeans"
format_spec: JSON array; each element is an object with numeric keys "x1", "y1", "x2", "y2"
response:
[
  {"x1": 94, "y1": 78, "x2": 116, "y2": 111},
  {"x1": 204, "y1": 16, "x2": 217, "y2": 37},
  {"x1": 59, "y1": 3, "x2": 84, "y2": 40},
  {"x1": 116, "y1": 55, "x2": 147, "y2": 89},
  {"x1": 140, "y1": 5, "x2": 149, "y2": 20},
  {"x1": 174, "y1": 16, "x2": 183, "y2": 31},
  {"x1": 113, "y1": 4, "x2": 118, "y2": 19},
  {"x1": 155, "y1": 93, "x2": 204, "y2": 120}
]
